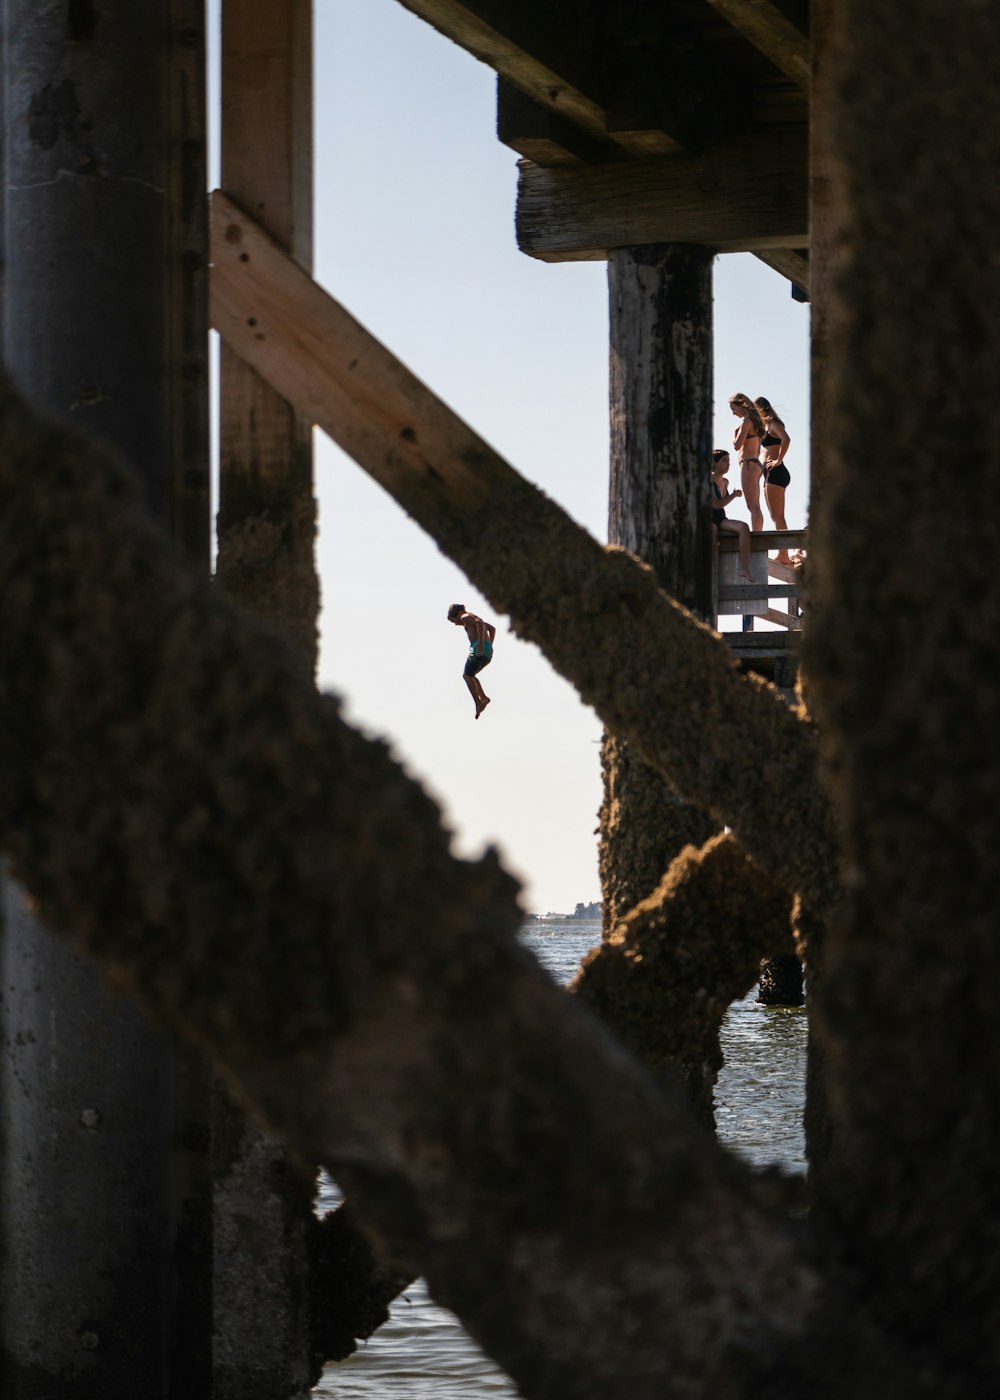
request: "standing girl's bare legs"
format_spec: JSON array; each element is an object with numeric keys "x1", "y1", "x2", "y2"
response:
[
  {"x1": 764, "y1": 481, "x2": 791, "y2": 564},
  {"x1": 741, "y1": 459, "x2": 764, "y2": 532}
]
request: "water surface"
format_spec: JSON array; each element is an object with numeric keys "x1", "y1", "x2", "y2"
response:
[{"x1": 315, "y1": 920, "x2": 806, "y2": 1397}]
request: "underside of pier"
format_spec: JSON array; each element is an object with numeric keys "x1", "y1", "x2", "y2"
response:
[{"x1": 3, "y1": 3, "x2": 999, "y2": 1399}]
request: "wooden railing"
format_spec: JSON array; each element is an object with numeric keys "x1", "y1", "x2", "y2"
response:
[{"x1": 714, "y1": 530, "x2": 806, "y2": 634}]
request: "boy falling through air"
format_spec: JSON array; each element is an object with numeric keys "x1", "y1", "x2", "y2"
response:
[{"x1": 447, "y1": 603, "x2": 495, "y2": 718}]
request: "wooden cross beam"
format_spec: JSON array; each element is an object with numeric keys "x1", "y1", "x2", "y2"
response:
[
  {"x1": 515, "y1": 129, "x2": 809, "y2": 260},
  {"x1": 753, "y1": 248, "x2": 810, "y2": 298},
  {"x1": 496, "y1": 79, "x2": 603, "y2": 166},
  {"x1": 701, "y1": 0, "x2": 810, "y2": 91},
  {"x1": 210, "y1": 189, "x2": 498, "y2": 516},
  {"x1": 396, "y1": 0, "x2": 689, "y2": 152}
]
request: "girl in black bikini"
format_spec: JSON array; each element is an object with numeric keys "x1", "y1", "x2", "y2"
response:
[
  {"x1": 729, "y1": 392, "x2": 765, "y2": 533},
  {"x1": 711, "y1": 449, "x2": 753, "y2": 581},
  {"x1": 755, "y1": 396, "x2": 793, "y2": 565}
]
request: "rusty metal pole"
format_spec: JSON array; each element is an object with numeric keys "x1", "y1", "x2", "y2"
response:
[{"x1": 0, "y1": 2, "x2": 210, "y2": 1396}]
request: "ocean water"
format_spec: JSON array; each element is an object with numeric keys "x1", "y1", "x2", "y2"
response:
[{"x1": 315, "y1": 920, "x2": 807, "y2": 1398}]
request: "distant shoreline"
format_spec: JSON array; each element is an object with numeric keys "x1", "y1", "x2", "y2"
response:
[{"x1": 522, "y1": 903, "x2": 601, "y2": 925}]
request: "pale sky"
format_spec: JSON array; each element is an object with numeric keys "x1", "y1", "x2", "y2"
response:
[{"x1": 212, "y1": 0, "x2": 810, "y2": 916}]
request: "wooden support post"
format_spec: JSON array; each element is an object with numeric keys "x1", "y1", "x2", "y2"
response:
[
  {"x1": 802, "y1": 4, "x2": 1000, "y2": 1367},
  {"x1": 0, "y1": 3, "x2": 210, "y2": 1395},
  {"x1": 757, "y1": 952, "x2": 805, "y2": 1005},
  {"x1": 213, "y1": 4, "x2": 316, "y2": 1397},
  {"x1": 165, "y1": 11, "x2": 214, "y2": 1398},
  {"x1": 217, "y1": 0, "x2": 318, "y2": 672},
  {"x1": 608, "y1": 247, "x2": 715, "y2": 618},
  {"x1": 800, "y1": 0, "x2": 837, "y2": 1206},
  {"x1": 598, "y1": 245, "x2": 718, "y2": 1121}
]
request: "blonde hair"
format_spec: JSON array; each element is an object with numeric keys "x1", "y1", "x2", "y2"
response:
[
  {"x1": 754, "y1": 395, "x2": 781, "y2": 425},
  {"x1": 729, "y1": 392, "x2": 764, "y2": 438}
]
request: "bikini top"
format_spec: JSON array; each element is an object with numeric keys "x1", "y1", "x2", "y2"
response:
[{"x1": 761, "y1": 431, "x2": 782, "y2": 447}]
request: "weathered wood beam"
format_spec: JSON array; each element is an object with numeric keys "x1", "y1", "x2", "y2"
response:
[
  {"x1": 762, "y1": 607, "x2": 802, "y2": 629},
  {"x1": 399, "y1": 0, "x2": 690, "y2": 152},
  {"x1": 165, "y1": 15, "x2": 214, "y2": 1391},
  {"x1": 719, "y1": 530, "x2": 807, "y2": 552},
  {"x1": 398, "y1": 0, "x2": 607, "y2": 137},
  {"x1": 754, "y1": 247, "x2": 811, "y2": 297},
  {"x1": 807, "y1": 2, "x2": 1000, "y2": 1373},
  {"x1": 496, "y1": 79, "x2": 601, "y2": 166},
  {"x1": 168, "y1": 2, "x2": 212, "y2": 568},
  {"x1": 577, "y1": 831, "x2": 797, "y2": 1096},
  {"x1": 608, "y1": 245, "x2": 716, "y2": 617},
  {"x1": 601, "y1": 2, "x2": 709, "y2": 157},
  {"x1": 218, "y1": 0, "x2": 318, "y2": 673},
  {"x1": 600, "y1": 244, "x2": 719, "y2": 1116},
  {"x1": 602, "y1": 34, "x2": 689, "y2": 156},
  {"x1": 516, "y1": 131, "x2": 808, "y2": 260},
  {"x1": 719, "y1": 583, "x2": 801, "y2": 600},
  {"x1": 703, "y1": 0, "x2": 810, "y2": 91},
  {"x1": 215, "y1": 3, "x2": 317, "y2": 1396}
]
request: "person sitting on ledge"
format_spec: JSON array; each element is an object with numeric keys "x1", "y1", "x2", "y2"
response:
[
  {"x1": 447, "y1": 602, "x2": 496, "y2": 719},
  {"x1": 711, "y1": 450, "x2": 754, "y2": 582}
]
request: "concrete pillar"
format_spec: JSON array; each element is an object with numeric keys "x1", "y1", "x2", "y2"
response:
[
  {"x1": 0, "y1": 2, "x2": 210, "y2": 1394},
  {"x1": 0, "y1": 879, "x2": 173, "y2": 1397}
]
